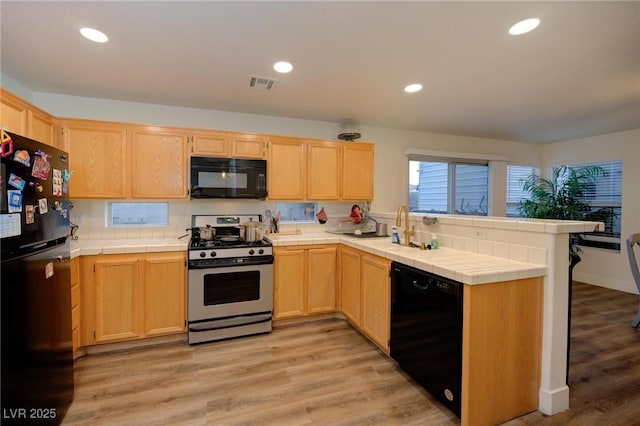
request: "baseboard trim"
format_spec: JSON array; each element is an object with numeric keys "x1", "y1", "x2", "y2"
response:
[
  {"x1": 84, "y1": 333, "x2": 187, "y2": 356},
  {"x1": 539, "y1": 385, "x2": 570, "y2": 415}
]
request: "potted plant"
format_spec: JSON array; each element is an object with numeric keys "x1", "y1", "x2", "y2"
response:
[{"x1": 518, "y1": 165, "x2": 610, "y2": 252}]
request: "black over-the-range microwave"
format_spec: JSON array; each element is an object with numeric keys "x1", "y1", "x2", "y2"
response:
[{"x1": 190, "y1": 156, "x2": 267, "y2": 199}]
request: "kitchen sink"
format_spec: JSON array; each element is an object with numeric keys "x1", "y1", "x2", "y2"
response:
[{"x1": 330, "y1": 231, "x2": 389, "y2": 239}]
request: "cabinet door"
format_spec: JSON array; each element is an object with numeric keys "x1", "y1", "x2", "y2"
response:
[
  {"x1": 130, "y1": 126, "x2": 188, "y2": 198},
  {"x1": 307, "y1": 142, "x2": 341, "y2": 200},
  {"x1": 191, "y1": 130, "x2": 229, "y2": 156},
  {"x1": 360, "y1": 254, "x2": 391, "y2": 351},
  {"x1": 70, "y1": 257, "x2": 81, "y2": 354},
  {"x1": 339, "y1": 246, "x2": 361, "y2": 326},
  {"x1": 230, "y1": 133, "x2": 265, "y2": 159},
  {"x1": 79, "y1": 256, "x2": 96, "y2": 346},
  {"x1": 29, "y1": 109, "x2": 56, "y2": 148},
  {"x1": 307, "y1": 246, "x2": 337, "y2": 314},
  {"x1": 143, "y1": 253, "x2": 186, "y2": 336},
  {"x1": 62, "y1": 120, "x2": 128, "y2": 198},
  {"x1": 0, "y1": 89, "x2": 29, "y2": 136},
  {"x1": 94, "y1": 256, "x2": 140, "y2": 343},
  {"x1": 268, "y1": 137, "x2": 306, "y2": 200},
  {"x1": 342, "y1": 143, "x2": 374, "y2": 200},
  {"x1": 274, "y1": 248, "x2": 305, "y2": 319}
]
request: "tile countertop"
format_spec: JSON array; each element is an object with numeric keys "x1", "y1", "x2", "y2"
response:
[
  {"x1": 70, "y1": 233, "x2": 547, "y2": 285},
  {"x1": 70, "y1": 237, "x2": 189, "y2": 259},
  {"x1": 267, "y1": 233, "x2": 547, "y2": 285}
]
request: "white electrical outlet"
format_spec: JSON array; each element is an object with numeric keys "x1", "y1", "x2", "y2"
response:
[{"x1": 474, "y1": 230, "x2": 486, "y2": 239}]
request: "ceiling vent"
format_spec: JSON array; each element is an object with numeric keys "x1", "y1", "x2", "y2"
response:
[{"x1": 249, "y1": 76, "x2": 275, "y2": 90}]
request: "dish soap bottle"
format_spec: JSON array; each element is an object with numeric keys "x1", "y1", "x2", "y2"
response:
[
  {"x1": 430, "y1": 233, "x2": 439, "y2": 249},
  {"x1": 391, "y1": 226, "x2": 401, "y2": 244}
]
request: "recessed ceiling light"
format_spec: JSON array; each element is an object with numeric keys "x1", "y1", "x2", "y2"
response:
[
  {"x1": 404, "y1": 83, "x2": 423, "y2": 93},
  {"x1": 80, "y1": 27, "x2": 109, "y2": 43},
  {"x1": 273, "y1": 61, "x2": 293, "y2": 73},
  {"x1": 509, "y1": 18, "x2": 541, "y2": 35}
]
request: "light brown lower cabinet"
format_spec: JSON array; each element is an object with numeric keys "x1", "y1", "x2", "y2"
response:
[
  {"x1": 359, "y1": 253, "x2": 391, "y2": 351},
  {"x1": 79, "y1": 252, "x2": 186, "y2": 346},
  {"x1": 338, "y1": 245, "x2": 362, "y2": 326},
  {"x1": 461, "y1": 277, "x2": 543, "y2": 426},
  {"x1": 273, "y1": 245, "x2": 337, "y2": 320},
  {"x1": 338, "y1": 246, "x2": 390, "y2": 352},
  {"x1": 70, "y1": 257, "x2": 81, "y2": 357}
]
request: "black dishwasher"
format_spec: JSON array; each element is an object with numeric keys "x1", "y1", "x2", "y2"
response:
[{"x1": 389, "y1": 261, "x2": 464, "y2": 417}]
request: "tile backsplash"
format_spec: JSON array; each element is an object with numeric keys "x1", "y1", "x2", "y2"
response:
[
  {"x1": 70, "y1": 201, "x2": 602, "y2": 268},
  {"x1": 69, "y1": 200, "x2": 354, "y2": 240}
]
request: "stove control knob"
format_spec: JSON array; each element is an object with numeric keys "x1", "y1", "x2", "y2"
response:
[
  {"x1": 210, "y1": 251, "x2": 217, "y2": 257},
  {"x1": 199, "y1": 252, "x2": 206, "y2": 258},
  {"x1": 248, "y1": 249, "x2": 255, "y2": 255},
  {"x1": 258, "y1": 249, "x2": 264, "y2": 255}
]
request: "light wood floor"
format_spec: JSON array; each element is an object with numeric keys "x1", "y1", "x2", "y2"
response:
[{"x1": 63, "y1": 282, "x2": 639, "y2": 426}]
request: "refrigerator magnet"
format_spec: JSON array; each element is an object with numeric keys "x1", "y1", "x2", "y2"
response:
[
  {"x1": 52, "y1": 169, "x2": 62, "y2": 196},
  {"x1": 34, "y1": 149, "x2": 51, "y2": 160},
  {"x1": 38, "y1": 198, "x2": 48, "y2": 214},
  {"x1": 25, "y1": 205, "x2": 35, "y2": 224},
  {"x1": 1, "y1": 131, "x2": 13, "y2": 157},
  {"x1": 29, "y1": 181, "x2": 44, "y2": 192},
  {"x1": 45, "y1": 262, "x2": 54, "y2": 279},
  {"x1": 0, "y1": 213, "x2": 21, "y2": 238},
  {"x1": 13, "y1": 150, "x2": 30, "y2": 167},
  {"x1": 62, "y1": 169, "x2": 73, "y2": 181},
  {"x1": 31, "y1": 155, "x2": 51, "y2": 179},
  {"x1": 7, "y1": 190, "x2": 23, "y2": 213},
  {"x1": 8, "y1": 173, "x2": 26, "y2": 191}
]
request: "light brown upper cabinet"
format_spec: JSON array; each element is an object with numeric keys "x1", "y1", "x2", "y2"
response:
[
  {"x1": 342, "y1": 143, "x2": 374, "y2": 200},
  {"x1": 129, "y1": 126, "x2": 188, "y2": 199},
  {"x1": 191, "y1": 130, "x2": 266, "y2": 159},
  {"x1": 307, "y1": 141, "x2": 341, "y2": 200},
  {"x1": 61, "y1": 119, "x2": 128, "y2": 199},
  {"x1": 268, "y1": 138, "x2": 374, "y2": 201},
  {"x1": 191, "y1": 130, "x2": 229, "y2": 157},
  {"x1": 268, "y1": 136, "x2": 307, "y2": 200},
  {"x1": 1, "y1": 88, "x2": 58, "y2": 148},
  {"x1": 61, "y1": 120, "x2": 188, "y2": 199},
  {"x1": 229, "y1": 133, "x2": 266, "y2": 159}
]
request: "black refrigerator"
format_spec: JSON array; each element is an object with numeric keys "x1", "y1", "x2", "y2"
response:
[{"x1": 1, "y1": 130, "x2": 74, "y2": 425}]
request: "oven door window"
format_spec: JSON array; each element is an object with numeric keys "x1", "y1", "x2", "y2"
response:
[{"x1": 203, "y1": 271, "x2": 260, "y2": 305}]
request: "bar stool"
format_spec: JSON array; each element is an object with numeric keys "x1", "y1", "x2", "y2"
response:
[{"x1": 626, "y1": 233, "x2": 640, "y2": 328}]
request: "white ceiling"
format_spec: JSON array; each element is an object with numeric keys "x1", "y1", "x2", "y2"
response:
[{"x1": 1, "y1": 1, "x2": 639, "y2": 143}]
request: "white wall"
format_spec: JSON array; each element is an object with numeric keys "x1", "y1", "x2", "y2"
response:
[
  {"x1": 542, "y1": 128, "x2": 640, "y2": 294},
  {"x1": 31, "y1": 91, "x2": 542, "y2": 213}
]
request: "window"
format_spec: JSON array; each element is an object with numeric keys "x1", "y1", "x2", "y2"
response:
[
  {"x1": 275, "y1": 202, "x2": 318, "y2": 222},
  {"x1": 567, "y1": 160, "x2": 622, "y2": 250},
  {"x1": 409, "y1": 158, "x2": 488, "y2": 215},
  {"x1": 506, "y1": 165, "x2": 540, "y2": 217},
  {"x1": 109, "y1": 202, "x2": 169, "y2": 226}
]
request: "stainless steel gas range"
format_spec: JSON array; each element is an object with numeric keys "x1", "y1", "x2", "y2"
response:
[{"x1": 187, "y1": 214, "x2": 273, "y2": 344}]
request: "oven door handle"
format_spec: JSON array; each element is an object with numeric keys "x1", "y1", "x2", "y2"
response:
[{"x1": 189, "y1": 313, "x2": 272, "y2": 332}]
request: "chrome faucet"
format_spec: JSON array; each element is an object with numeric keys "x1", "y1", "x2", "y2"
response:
[{"x1": 396, "y1": 205, "x2": 415, "y2": 246}]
